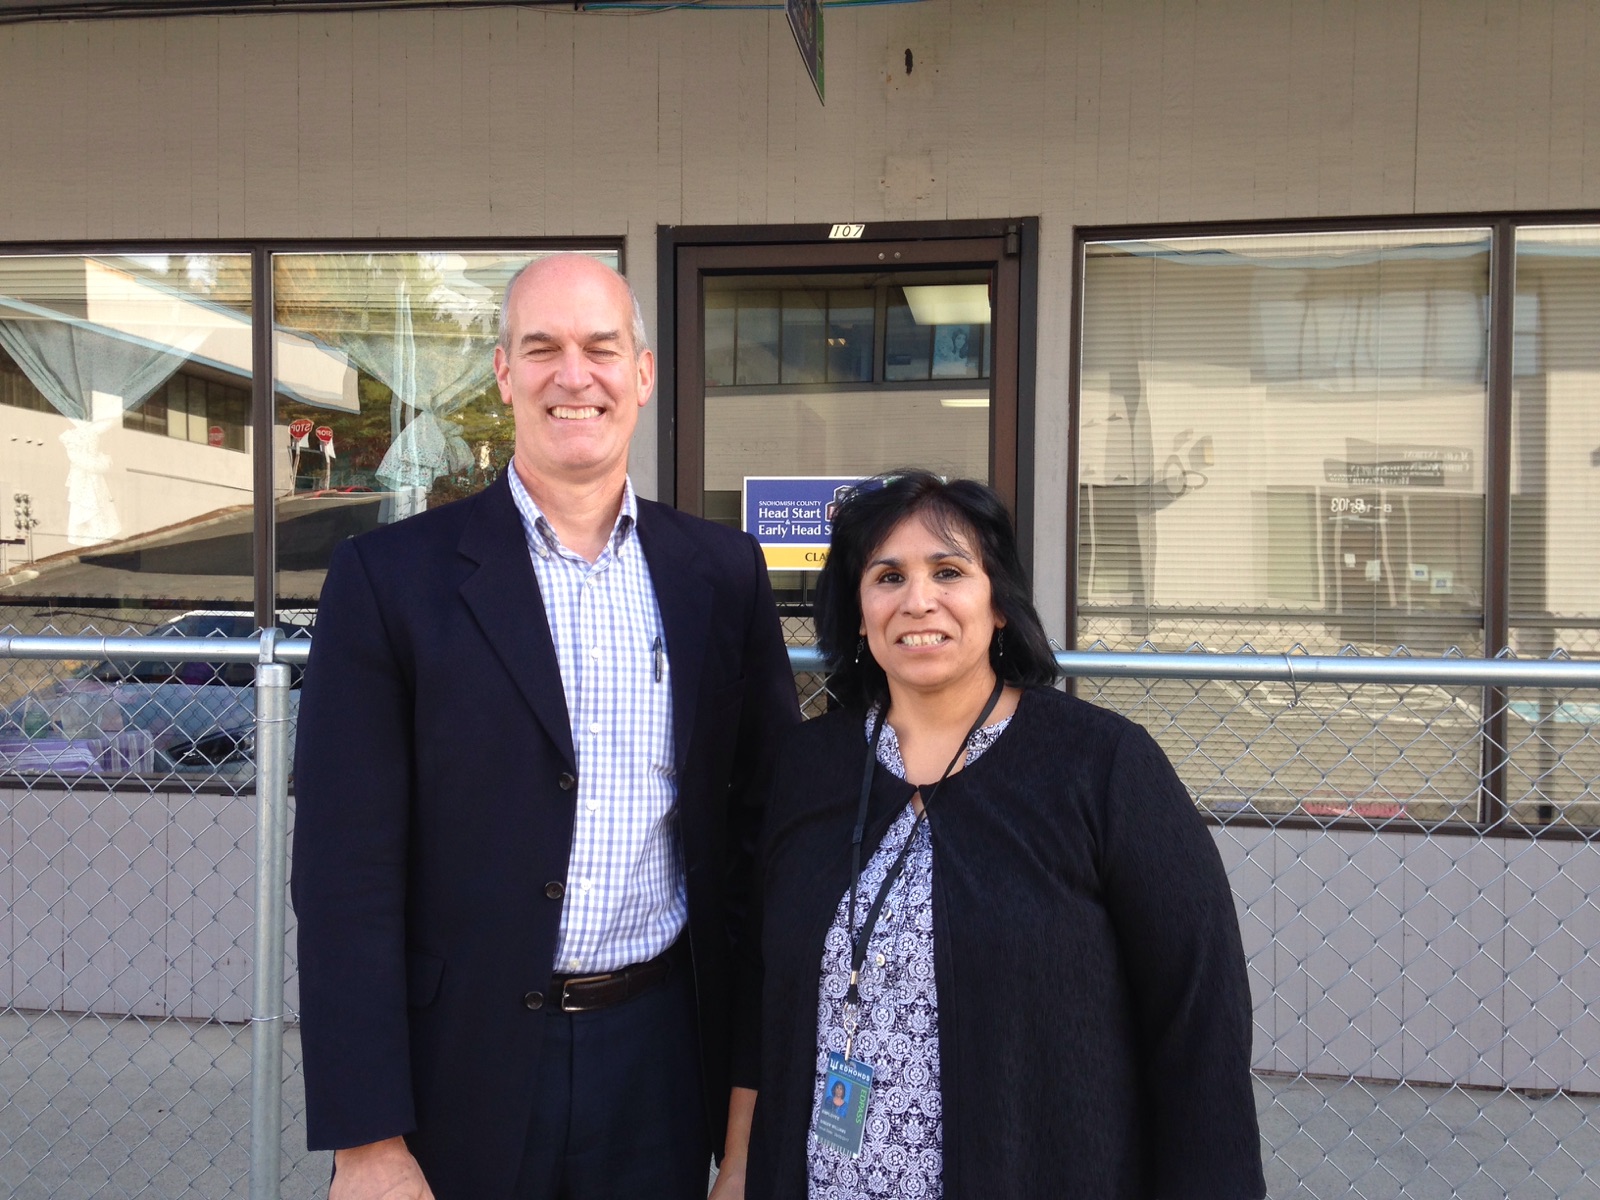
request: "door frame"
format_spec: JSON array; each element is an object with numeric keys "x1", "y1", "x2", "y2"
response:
[{"x1": 655, "y1": 219, "x2": 1040, "y2": 569}]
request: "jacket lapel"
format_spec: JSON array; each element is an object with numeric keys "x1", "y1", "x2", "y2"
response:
[
  {"x1": 636, "y1": 501, "x2": 712, "y2": 774},
  {"x1": 457, "y1": 475, "x2": 577, "y2": 771}
]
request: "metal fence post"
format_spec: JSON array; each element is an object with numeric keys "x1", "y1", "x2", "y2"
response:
[{"x1": 250, "y1": 631, "x2": 291, "y2": 1200}]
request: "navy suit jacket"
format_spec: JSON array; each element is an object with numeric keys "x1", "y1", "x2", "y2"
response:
[{"x1": 290, "y1": 473, "x2": 798, "y2": 1198}]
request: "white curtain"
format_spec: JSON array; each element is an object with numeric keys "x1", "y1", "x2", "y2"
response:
[
  {"x1": 0, "y1": 305, "x2": 199, "y2": 545},
  {"x1": 337, "y1": 281, "x2": 492, "y2": 522}
]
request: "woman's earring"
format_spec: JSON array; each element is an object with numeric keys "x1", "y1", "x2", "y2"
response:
[
  {"x1": 996, "y1": 628, "x2": 1006, "y2": 659},
  {"x1": 855, "y1": 635, "x2": 865, "y2": 664}
]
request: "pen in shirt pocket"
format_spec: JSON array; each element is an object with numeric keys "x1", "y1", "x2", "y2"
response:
[{"x1": 652, "y1": 635, "x2": 664, "y2": 683}]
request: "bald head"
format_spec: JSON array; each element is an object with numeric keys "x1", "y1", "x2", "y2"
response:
[{"x1": 497, "y1": 254, "x2": 649, "y2": 358}]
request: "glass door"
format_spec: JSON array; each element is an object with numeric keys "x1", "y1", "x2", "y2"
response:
[{"x1": 669, "y1": 233, "x2": 1025, "y2": 612}]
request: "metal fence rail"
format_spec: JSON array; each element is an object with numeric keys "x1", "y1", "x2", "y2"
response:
[{"x1": 0, "y1": 629, "x2": 1596, "y2": 1198}]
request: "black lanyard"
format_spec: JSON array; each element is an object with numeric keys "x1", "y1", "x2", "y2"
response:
[{"x1": 844, "y1": 677, "x2": 1005, "y2": 1039}]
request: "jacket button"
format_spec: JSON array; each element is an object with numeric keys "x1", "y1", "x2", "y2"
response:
[
  {"x1": 558, "y1": 772, "x2": 576, "y2": 790},
  {"x1": 545, "y1": 881, "x2": 565, "y2": 900},
  {"x1": 523, "y1": 991, "x2": 544, "y2": 1010}
]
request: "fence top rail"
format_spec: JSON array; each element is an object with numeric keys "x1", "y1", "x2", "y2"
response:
[
  {"x1": 0, "y1": 633, "x2": 313, "y2": 665},
  {"x1": 793, "y1": 645, "x2": 1600, "y2": 687},
  {"x1": 2, "y1": 633, "x2": 1598, "y2": 687}
]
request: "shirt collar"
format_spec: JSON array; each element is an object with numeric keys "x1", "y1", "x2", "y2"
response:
[{"x1": 506, "y1": 466, "x2": 638, "y2": 561}]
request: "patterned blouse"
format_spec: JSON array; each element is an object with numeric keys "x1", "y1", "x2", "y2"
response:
[{"x1": 804, "y1": 710, "x2": 1012, "y2": 1200}]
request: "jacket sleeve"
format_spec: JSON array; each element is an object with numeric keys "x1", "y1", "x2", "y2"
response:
[
  {"x1": 1097, "y1": 723, "x2": 1267, "y2": 1199},
  {"x1": 290, "y1": 538, "x2": 419, "y2": 1151},
  {"x1": 727, "y1": 532, "x2": 800, "y2": 1090}
]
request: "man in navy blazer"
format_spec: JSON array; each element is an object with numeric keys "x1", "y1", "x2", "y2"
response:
[{"x1": 291, "y1": 254, "x2": 798, "y2": 1200}]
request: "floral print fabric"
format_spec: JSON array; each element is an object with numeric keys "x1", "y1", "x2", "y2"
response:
[{"x1": 804, "y1": 713, "x2": 1010, "y2": 1200}]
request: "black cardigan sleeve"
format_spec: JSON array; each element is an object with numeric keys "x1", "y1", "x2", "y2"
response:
[{"x1": 1097, "y1": 723, "x2": 1267, "y2": 1199}]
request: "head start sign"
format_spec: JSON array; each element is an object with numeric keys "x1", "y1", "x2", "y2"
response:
[{"x1": 744, "y1": 476, "x2": 865, "y2": 570}]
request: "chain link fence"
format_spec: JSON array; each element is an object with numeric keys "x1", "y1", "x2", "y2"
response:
[
  {"x1": 1, "y1": 626, "x2": 1597, "y2": 1198},
  {"x1": 0, "y1": 622, "x2": 318, "y2": 1200},
  {"x1": 1065, "y1": 650, "x2": 1600, "y2": 1199}
]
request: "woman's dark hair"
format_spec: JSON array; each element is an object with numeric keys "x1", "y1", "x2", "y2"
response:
[{"x1": 814, "y1": 469, "x2": 1059, "y2": 711}]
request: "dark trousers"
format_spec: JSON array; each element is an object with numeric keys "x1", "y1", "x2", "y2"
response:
[{"x1": 512, "y1": 960, "x2": 712, "y2": 1200}]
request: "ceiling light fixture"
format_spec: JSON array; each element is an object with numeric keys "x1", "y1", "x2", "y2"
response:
[{"x1": 902, "y1": 284, "x2": 991, "y2": 327}]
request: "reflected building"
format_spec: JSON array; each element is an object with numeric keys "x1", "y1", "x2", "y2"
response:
[{"x1": 0, "y1": 250, "x2": 615, "y2": 623}]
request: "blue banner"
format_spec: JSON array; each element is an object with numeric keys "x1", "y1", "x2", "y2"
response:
[{"x1": 742, "y1": 475, "x2": 863, "y2": 570}]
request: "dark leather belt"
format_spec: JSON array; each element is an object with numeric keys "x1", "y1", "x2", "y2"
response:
[{"x1": 550, "y1": 945, "x2": 676, "y2": 1013}]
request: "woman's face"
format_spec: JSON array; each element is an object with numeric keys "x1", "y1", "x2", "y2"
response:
[{"x1": 858, "y1": 512, "x2": 1003, "y2": 700}]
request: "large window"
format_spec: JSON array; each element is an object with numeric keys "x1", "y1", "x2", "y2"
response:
[
  {"x1": 1509, "y1": 227, "x2": 1600, "y2": 655},
  {"x1": 1077, "y1": 221, "x2": 1600, "y2": 828},
  {"x1": 0, "y1": 253, "x2": 256, "y2": 624},
  {"x1": 0, "y1": 244, "x2": 617, "y2": 638},
  {"x1": 1079, "y1": 229, "x2": 1491, "y2": 656},
  {"x1": 1507, "y1": 227, "x2": 1600, "y2": 827}
]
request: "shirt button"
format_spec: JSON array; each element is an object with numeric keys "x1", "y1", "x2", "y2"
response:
[
  {"x1": 566, "y1": 958, "x2": 581, "y2": 972},
  {"x1": 523, "y1": 991, "x2": 544, "y2": 1010},
  {"x1": 590, "y1": 646, "x2": 602, "y2": 659},
  {"x1": 545, "y1": 881, "x2": 565, "y2": 900},
  {"x1": 558, "y1": 772, "x2": 576, "y2": 791},
  {"x1": 588, "y1": 720, "x2": 601, "y2": 734},
  {"x1": 875, "y1": 953, "x2": 886, "y2": 967},
  {"x1": 580, "y1": 878, "x2": 593, "y2": 893},
  {"x1": 585, "y1": 797, "x2": 600, "y2": 811}
]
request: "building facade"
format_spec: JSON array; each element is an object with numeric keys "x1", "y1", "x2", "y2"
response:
[{"x1": 0, "y1": 0, "x2": 1596, "y2": 827}]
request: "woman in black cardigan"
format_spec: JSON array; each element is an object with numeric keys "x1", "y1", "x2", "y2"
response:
[{"x1": 711, "y1": 472, "x2": 1265, "y2": 1200}]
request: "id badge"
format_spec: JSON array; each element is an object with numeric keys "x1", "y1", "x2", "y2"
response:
[{"x1": 813, "y1": 1051, "x2": 875, "y2": 1157}]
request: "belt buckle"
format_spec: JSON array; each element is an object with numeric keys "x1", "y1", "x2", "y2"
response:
[{"x1": 558, "y1": 970, "x2": 614, "y2": 1013}]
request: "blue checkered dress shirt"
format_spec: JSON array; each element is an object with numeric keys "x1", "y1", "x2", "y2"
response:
[{"x1": 507, "y1": 468, "x2": 684, "y2": 975}]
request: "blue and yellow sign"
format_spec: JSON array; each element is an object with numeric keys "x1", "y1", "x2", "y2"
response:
[{"x1": 743, "y1": 476, "x2": 862, "y2": 571}]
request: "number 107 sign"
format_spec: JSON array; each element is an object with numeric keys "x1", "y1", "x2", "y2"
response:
[{"x1": 743, "y1": 476, "x2": 863, "y2": 571}]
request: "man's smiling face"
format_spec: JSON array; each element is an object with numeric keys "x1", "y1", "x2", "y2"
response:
[{"x1": 494, "y1": 255, "x2": 654, "y2": 491}]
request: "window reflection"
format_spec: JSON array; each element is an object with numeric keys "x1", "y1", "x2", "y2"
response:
[
  {"x1": 1507, "y1": 226, "x2": 1600, "y2": 825},
  {"x1": 705, "y1": 290, "x2": 737, "y2": 387},
  {"x1": 124, "y1": 373, "x2": 251, "y2": 452},
  {"x1": 734, "y1": 290, "x2": 781, "y2": 385},
  {"x1": 0, "y1": 253, "x2": 257, "y2": 626},
  {"x1": 884, "y1": 292, "x2": 932, "y2": 379},
  {"x1": 710, "y1": 286, "x2": 883, "y2": 387},
  {"x1": 825, "y1": 289, "x2": 874, "y2": 383},
  {"x1": 701, "y1": 268, "x2": 994, "y2": 610},
  {"x1": 1079, "y1": 229, "x2": 1491, "y2": 656},
  {"x1": 780, "y1": 289, "x2": 825, "y2": 384},
  {"x1": 270, "y1": 249, "x2": 619, "y2": 604},
  {"x1": 886, "y1": 286, "x2": 989, "y2": 381}
]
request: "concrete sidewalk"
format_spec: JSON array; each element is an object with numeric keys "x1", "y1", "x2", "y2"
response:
[
  {"x1": 0, "y1": 1011, "x2": 325, "y2": 1199},
  {"x1": 1, "y1": 1011, "x2": 1595, "y2": 1198}
]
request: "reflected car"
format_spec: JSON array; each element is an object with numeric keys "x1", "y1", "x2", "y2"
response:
[
  {"x1": 1, "y1": 609, "x2": 312, "y2": 775},
  {"x1": 81, "y1": 609, "x2": 312, "y2": 689}
]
